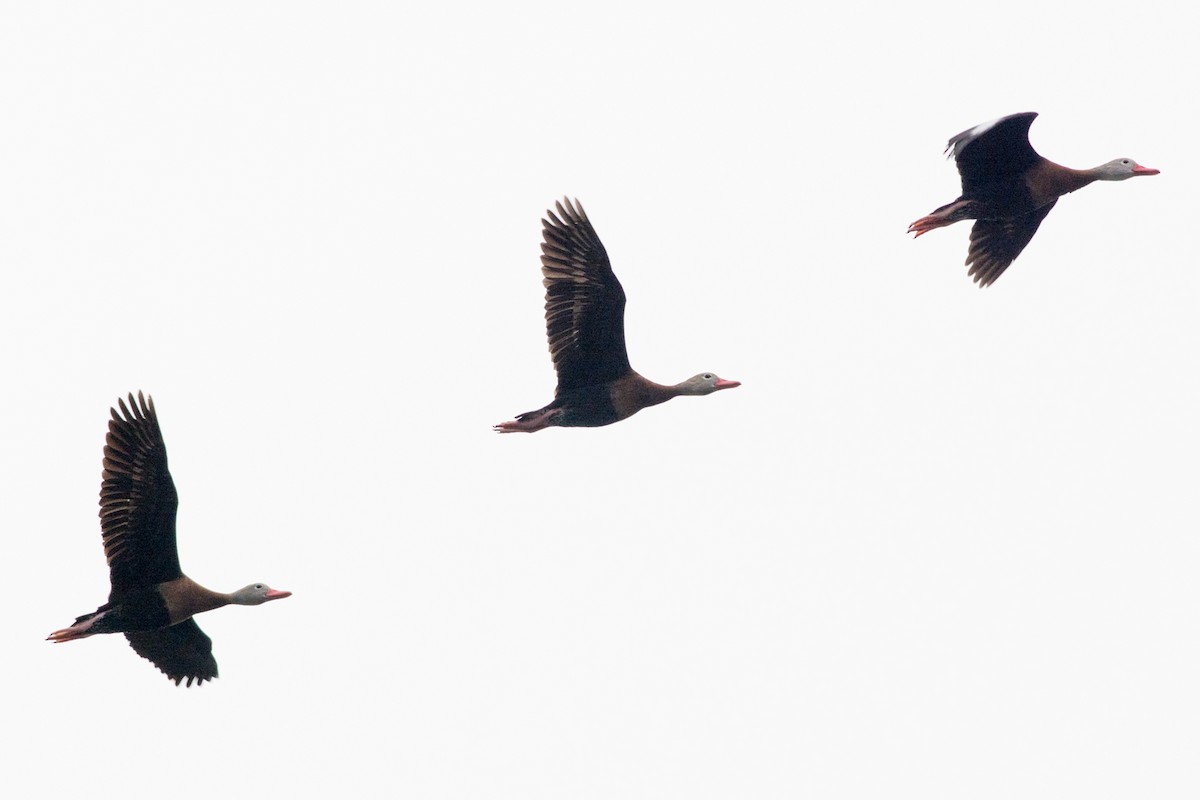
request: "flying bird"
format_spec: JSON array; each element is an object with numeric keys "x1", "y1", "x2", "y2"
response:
[
  {"x1": 48, "y1": 393, "x2": 290, "y2": 686},
  {"x1": 908, "y1": 112, "x2": 1159, "y2": 286},
  {"x1": 495, "y1": 198, "x2": 739, "y2": 433}
]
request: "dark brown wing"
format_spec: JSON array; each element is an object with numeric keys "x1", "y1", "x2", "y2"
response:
[
  {"x1": 965, "y1": 200, "x2": 1057, "y2": 287},
  {"x1": 540, "y1": 198, "x2": 632, "y2": 395},
  {"x1": 100, "y1": 392, "x2": 182, "y2": 596},
  {"x1": 125, "y1": 619, "x2": 218, "y2": 686},
  {"x1": 948, "y1": 112, "x2": 1043, "y2": 198}
]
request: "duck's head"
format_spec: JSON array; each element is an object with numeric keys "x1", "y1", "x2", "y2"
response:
[
  {"x1": 679, "y1": 373, "x2": 741, "y2": 395},
  {"x1": 231, "y1": 583, "x2": 293, "y2": 606},
  {"x1": 1096, "y1": 158, "x2": 1160, "y2": 180}
]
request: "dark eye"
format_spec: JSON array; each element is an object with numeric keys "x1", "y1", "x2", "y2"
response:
[
  {"x1": 255, "y1": 584, "x2": 263, "y2": 590},
  {"x1": 704, "y1": 374, "x2": 712, "y2": 379},
  {"x1": 1122, "y1": 159, "x2": 1130, "y2": 164}
]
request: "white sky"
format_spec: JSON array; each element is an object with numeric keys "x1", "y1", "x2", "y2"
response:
[{"x1": 2, "y1": 2, "x2": 1195, "y2": 798}]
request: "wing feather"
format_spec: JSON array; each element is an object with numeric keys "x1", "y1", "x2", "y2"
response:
[
  {"x1": 100, "y1": 392, "x2": 182, "y2": 595},
  {"x1": 949, "y1": 112, "x2": 1043, "y2": 197},
  {"x1": 125, "y1": 619, "x2": 217, "y2": 687},
  {"x1": 965, "y1": 201, "x2": 1057, "y2": 287},
  {"x1": 540, "y1": 198, "x2": 632, "y2": 393}
]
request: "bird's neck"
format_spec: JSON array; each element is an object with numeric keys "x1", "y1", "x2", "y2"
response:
[
  {"x1": 608, "y1": 373, "x2": 677, "y2": 420},
  {"x1": 160, "y1": 575, "x2": 232, "y2": 624},
  {"x1": 669, "y1": 379, "x2": 709, "y2": 398},
  {"x1": 1031, "y1": 160, "x2": 1098, "y2": 200},
  {"x1": 1057, "y1": 164, "x2": 1101, "y2": 194},
  {"x1": 612, "y1": 372, "x2": 677, "y2": 407},
  {"x1": 638, "y1": 379, "x2": 682, "y2": 407}
]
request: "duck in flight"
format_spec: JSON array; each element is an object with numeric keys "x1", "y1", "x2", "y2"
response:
[
  {"x1": 908, "y1": 112, "x2": 1159, "y2": 286},
  {"x1": 48, "y1": 393, "x2": 290, "y2": 686},
  {"x1": 495, "y1": 198, "x2": 739, "y2": 433}
]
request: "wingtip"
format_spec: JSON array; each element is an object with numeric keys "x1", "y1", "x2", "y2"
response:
[
  {"x1": 548, "y1": 197, "x2": 586, "y2": 226},
  {"x1": 112, "y1": 391, "x2": 156, "y2": 424},
  {"x1": 169, "y1": 670, "x2": 216, "y2": 688}
]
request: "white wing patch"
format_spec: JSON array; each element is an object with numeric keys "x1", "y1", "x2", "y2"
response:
[
  {"x1": 947, "y1": 116, "x2": 1002, "y2": 158},
  {"x1": 968, "y1": 117, "x2": 1001, "y2": 139}
]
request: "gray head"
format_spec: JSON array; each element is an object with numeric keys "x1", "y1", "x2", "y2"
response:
[
  {"x1": 677, "y1": 372, "x2": 742, "y2": 396},
  {"x1": 1094, "y1": 158, "x2": 1160, "y2": 181},
  {"x1": 230, "y1": 583, "x2": 293, "y2": 605}
]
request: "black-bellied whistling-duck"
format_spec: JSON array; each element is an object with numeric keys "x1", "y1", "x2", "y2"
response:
[
  {"x1": 909, "y1": 112, "x2": 1159, "y2": 286},
  {"x1": 495, "y1": 198, "x2": 739, "y2": 433},
  {"x1": 48, "y1": 393, "x2": 290, "y2": 686}
]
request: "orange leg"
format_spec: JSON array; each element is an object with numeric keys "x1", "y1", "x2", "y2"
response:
[
  {"x1": 47, "y1": 611, "x2": 108, "y2": 642},
  {"x1": 908, "y1": 216, "x2": 947, "y2": 237},
  {"x1": 493, "y1": 408, "x2": 557, "y2": 433},
  {"x1": 909, "y1": 199, "x2": 973, "y2": 238}
]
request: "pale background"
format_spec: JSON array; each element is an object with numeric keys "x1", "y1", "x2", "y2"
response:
[{"x1": 2, "y1": 2, "x2": 1195, "y2": 798}]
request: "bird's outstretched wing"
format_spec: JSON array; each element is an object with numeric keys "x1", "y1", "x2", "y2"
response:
[
  {"x1": 965, "y1": 200, "x2": 1057, "y2": 286},
  {"x1": 948, "y1": 112, "x2": 1043, "y2": 197},
  {"x1": 125, "y1": 619, "x2": 218, "y2": 687},
  {"x1": 100, "y1": 392, "x2": 182, "y2": 596},
  {"x1": 540, "y1": 198, "x2": 632, "y2": 394}
]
